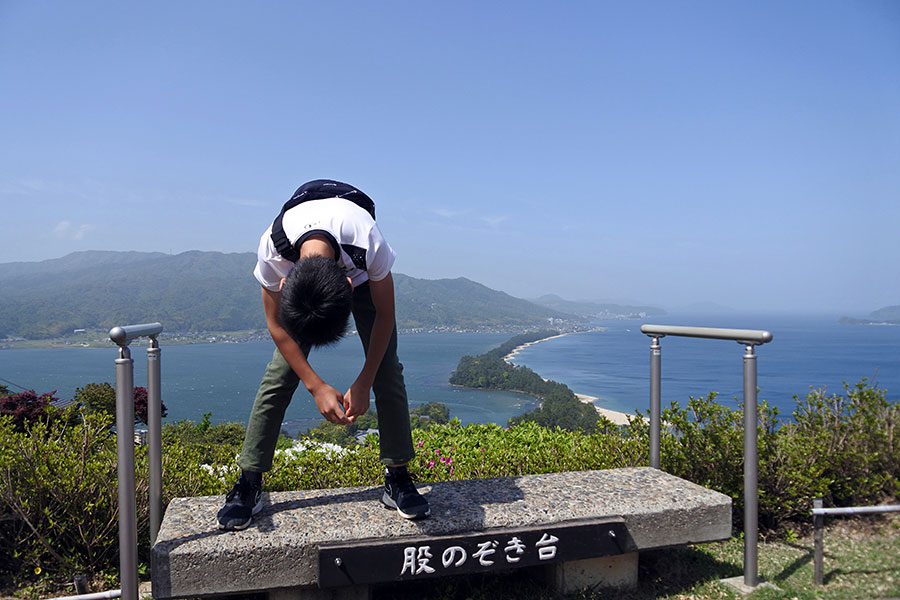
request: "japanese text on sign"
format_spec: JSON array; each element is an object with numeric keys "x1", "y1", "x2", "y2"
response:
[{"x1": 400, "y1": 533, "x2": 559, "y2": 576}]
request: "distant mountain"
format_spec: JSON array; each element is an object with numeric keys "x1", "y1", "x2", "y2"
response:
[
  {"x1": 0, "y1": 251, "x2": 262, "y2": 338},
  {"x1": 838, "y1": 304, "x2": 900, "y2": 326},
  {"x1": 0, "y1": 252, "x2": 580, "y2": 339},
  {"x1": 531, "y1": 293, "x2": 665, "y2": 319},
  {"x1": 0, "y1": 250, "x2": 169, "y2": 279}
]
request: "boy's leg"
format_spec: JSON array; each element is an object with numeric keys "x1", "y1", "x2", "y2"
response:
[
  {"x1": 221, "y1": 347, "x2": 304, "y2": 530},
  {"x1": 352, "y1": 282, "x2": 428, "y2": 519},
  {"x1": 351, "y1": 282, "x2": 415, "y2": 466},
  {"x1": 238, "y1": 347, "x2": 304, "y2": 472}
]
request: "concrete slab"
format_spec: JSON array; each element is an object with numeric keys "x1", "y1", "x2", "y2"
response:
[
  {"x1": 719, "y1": 575, "x2": 780, "y2": 596},
  {"x1": 547, "y1": 552, "x2": 639, "y2": 592},
  {"x1": 152, "y1": 467, "x2": 731, "y2": 598}
]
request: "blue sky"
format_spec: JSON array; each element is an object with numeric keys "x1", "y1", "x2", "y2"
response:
[{"x1": 1, "y1": 1, "x2": 898, "y2": 314}]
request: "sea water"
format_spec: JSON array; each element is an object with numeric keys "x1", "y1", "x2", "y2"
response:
[
  {"x1": 0, "y1": 332, "x2": 540, "y2": 433},
  {"x1": 509, "y1": 314, "x2": 900, "y2": 418},
  {"x1": 1, "y1": 316, "x2": 897, "y2": 431}
]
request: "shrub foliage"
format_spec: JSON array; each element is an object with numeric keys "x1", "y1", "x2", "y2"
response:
[
  {"x1": 0, "y1": 390, "x2": 61, "y2": 431},
  {"x1": 73, "y1": 382, "x2": 168, "y2": 425},
  {"x1": 0, "y1": 409, "x2": 127, "y2": 589}
]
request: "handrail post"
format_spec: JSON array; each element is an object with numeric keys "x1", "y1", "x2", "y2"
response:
[
  {"x1": 147, "y1": 339, "x2": 162, "y2": 546},
  {"x1": 649, "y1": 336, "x2": 662, "y2": 469},
  {"x1": 114, "y1": 346, "x2": 138, "y2": 600},
  {"x1": 743, "y1": 343, "x2": 759, "y2": 587},
  {"x1": 639, "y1": 324, "x2": 773, "y2": 592},
  {"x1": 813, "y1": 498, "x2": 824, "y2": 585},
  {"x1": 109, "y1": 322, "x2": 163, "y2": 600}
]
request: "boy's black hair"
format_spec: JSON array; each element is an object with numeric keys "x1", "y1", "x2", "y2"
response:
[{"x1": 279, "y1": 256, "x2": 353, "y2": 348}]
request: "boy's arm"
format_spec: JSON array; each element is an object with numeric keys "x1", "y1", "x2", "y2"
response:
[
  {"x1": 261, "y1": 287, "x2": 352, "y2": 425},
  {"x1": 344, "y1": 272, "x2": 396, "y2": 419}
]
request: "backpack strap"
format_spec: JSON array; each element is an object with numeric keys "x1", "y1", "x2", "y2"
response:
[{"x1": 270, "y1": 180, "x2": 376, "y2": 262}]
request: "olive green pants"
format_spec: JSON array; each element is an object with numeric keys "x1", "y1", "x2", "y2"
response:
[{"x1": 238, "y1": 282, "x2": 414, "y2": 471}]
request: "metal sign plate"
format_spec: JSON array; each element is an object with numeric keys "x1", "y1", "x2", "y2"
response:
[{"x1": 318, "y1": 518, "x2": 628, "y2": 588}]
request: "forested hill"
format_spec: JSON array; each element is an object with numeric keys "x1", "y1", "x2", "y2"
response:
[
  {"x1": 0, "y1": 251, "x2": 261, "y2": 337},
  {"x1": 0, "y1": 251, "x2": 581, "y2": 339},
  {"x1": 392, "y1": 274, "x2": 570, "y2": 330}
]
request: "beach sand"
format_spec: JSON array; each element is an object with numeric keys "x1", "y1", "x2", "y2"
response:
[
  {"x1": 502, "y1": 332, "x2": 570, "y2": 363},
  {"x1": 575, "y1": 393, "x2": 640, "y2": 425}
]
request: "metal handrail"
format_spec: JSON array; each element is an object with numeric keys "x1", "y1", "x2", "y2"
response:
[
  {"x1": 640, "y1": 324, "x2": 773, "y2": 345},
  {"x1": 641, "y1": 323, "x2": 773, "y2": 590},
  {"x1": 109, "y1": 323, "x2": 164, "y2": 347},
  {"x1": 813, "y1": 498, "x2": 900, "y2": 586},
  {"x1": 109, "y1": 323, "x2": 164, "y2": 600},
  {"x1": 812, "y1": 504, "x2": 900, "y2": 516}
]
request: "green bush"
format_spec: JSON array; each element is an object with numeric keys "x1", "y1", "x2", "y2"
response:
[
  {"x1": 162, "y1": 418, "x2": 247, "y2": 452},
  {"x1": 0, "y1": 409, "x2": 129, "y2": 589},
  {"x1": 72, "y1": 383, "x2": 117, "y2": 416},
  {"x1": 0, "y1": 414, "x2": 254, "y2": 591},
  {"x1": 74, "y1": 382, "x2": 168, "y2": 425},
  {"x1": 650, "y1": 382, "x2": 900, "y2": 529},
  {"x1": 787, "y1": 380, "x2": 900, "y2": 507},
  {"x1": 266, "y1": 440, "x2": 383, "y2": 491},
  {"x1": 261, "y1": 419, "x2": 648, "y2": 491},
  {"x1": 409, "y1": 420, "x2": 645, "y2": 481},
  {"x1": 0, "y1": 390, "x2": 71, "y2": 431},
  {"x1": 161, "y1": 436, "x2": 242, "y2": 498},
  {"x1": 508, "y1": 396, "x2": 600, "y2": 433},
  {"x1": 304, "y1": 402, "x2": 453, "y2": 447},
  {"x1": 306, "y1": 411, "x2": 379, "y2": 446},
  {"x1": 659, "y1": 393, "x2": 748, "y2": 495},
  {"x1": 410, "y1": 401, "x2": 451, "y2": 428}
]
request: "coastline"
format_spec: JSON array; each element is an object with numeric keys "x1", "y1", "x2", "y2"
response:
[
  {"x1": 3, "y1": 327, "x2": 585, "y2": 351},
  {"x1": 503, "y1": 328, "x2": 636, "y2": 425},
  {"x1": 502, "y1": 332, "x2": 572, "y2": 363}
]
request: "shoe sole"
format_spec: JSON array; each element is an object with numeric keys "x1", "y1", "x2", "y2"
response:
[
  {"x1": 217, "y1": 497, "x2": 264, "y2": 531},
  {"x1": 381, "y1": 491, "x2": 431, "y2": 520}
]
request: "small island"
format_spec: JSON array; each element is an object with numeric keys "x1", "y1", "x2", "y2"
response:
[{"x1": 449, "y1": 330, "x2": 608, "y2": 432}]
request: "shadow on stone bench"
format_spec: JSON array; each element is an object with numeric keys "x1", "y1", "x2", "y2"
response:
[{"x1": 152, "y1": 467, "x2": 731, "y2": 599}]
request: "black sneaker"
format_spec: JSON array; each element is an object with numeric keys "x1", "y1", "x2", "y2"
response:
[
  {"x1": 382, "y1": 466, "x2": 430, "y2": 519},
  {"x1": 217, "y1": 472, "x2": 263, "y2": 530}
]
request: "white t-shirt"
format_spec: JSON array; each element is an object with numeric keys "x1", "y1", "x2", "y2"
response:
[{"x1": 253, "y1": 197, "x2": 395, "y2": 291}]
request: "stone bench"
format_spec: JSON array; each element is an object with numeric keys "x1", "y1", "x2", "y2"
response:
[{"x1": 152, "y1": 467, "x2": 731, "y2": 599}]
